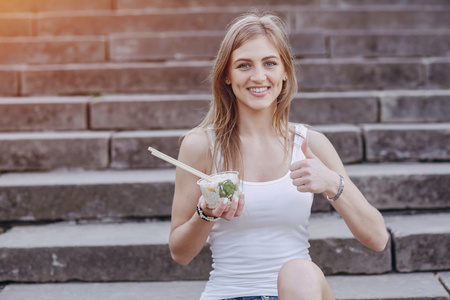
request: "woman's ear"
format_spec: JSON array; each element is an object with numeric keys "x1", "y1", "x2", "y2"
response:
[{"x1": 225, "y1": 78, "x2": 231, "y2": 85}]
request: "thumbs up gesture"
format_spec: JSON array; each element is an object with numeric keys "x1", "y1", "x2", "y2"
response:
[{"x1": 289, "y1": 139, "x2": 340, "y2": 195}]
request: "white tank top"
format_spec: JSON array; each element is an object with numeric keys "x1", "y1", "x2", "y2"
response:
[{"x1": 200, "y1": 124, "x2": 313, "y2": 300}]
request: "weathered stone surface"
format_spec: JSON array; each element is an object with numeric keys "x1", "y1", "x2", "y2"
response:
[
  {"x1": 110, "y1": 32, "x2": 223, "y2": 61},
  {"x1": 90, "y1": 94, "x2": 210, "y2": 130},
  {"x1": 385, "y1": 213, "x2": 450, "y2": 272},
  {"x1": 380, "y1": 91, "x2": 450, "y2": 123},
  {"x1": 297, "y1": 59, "x2": 423, "y2": 91},
  {"x1": 1, "y1": 273, "x2": 449, "y2": 300},
  {"x1": 428, "y1": 60, "x2": 450, "y2": 88},
  {"x1": 37, "y1": 10, "x2": 246, "y2": 36},
  {"x1": 289, "y1": 31, "x2": 327, "y2": 57},
  {"x1": 117, "y1": 0, "x2": 314, "y2": 9},
  {"x1": 294, "y1": 8, "x2": 450, "y2": 30},
  {"x1": 110, "y1": 31, "x2": 325, "y2": 62},
  {"x1": 22, "y1": 62, "x2": 212, "y2": 96},
  {"x1": 21, "y1": 64, "x2": 119, "y2": 96},
  {"x1": 291, "y1": 92, "x2": 378, "y2": 124},
  {"x1": 113, "y1": 125, "x2": 362, "y2": 169},
  {"x1": 0, "y1": 281, "x2": 207, "y2": 300},
  {"x1": 0, "y1": 15, "x2": 33, "y2": 37},
  {"x1": 0, "y1": 68, "x2": 19, "y2": 96},
  {"x1": 438, "y1": 272, "x2": 450, "y2": 295},
  {"x1": 325, "y1": 0, "x2": 450, "y2": 5},
  {"x1": 0, "y1": 222, "x2": 212, "y2": 282},
  {"x1": 0, "y1": 0, "x2": 112, "y2": 13},
  {"x1": 330, "y1": 32, "x2": 450, "y2": 58},
  {"x1": 363, "y1": 123, "x2": 450, "y2": 162},
  {"x1": 111, "y1": 130, "x2": 187, "y2": 169},
  {"x1": 0, "y1": 169, "x2": 175, "y2": 222},
  {"x1": 316, "y1": 124, "x2": 363, "y2": 164},
  {"x1": 0, "y1": 97, "x2": 88, "y2": 131},
  {"x1": 346, "y1": 163, "x2": 450, "y2": 210},
  {"x1": 0, "y1": 36, "x2": 106, "y2": 64},
  {"x1": 0, "y1": 131, "x2": 110, "y2": 171},
  {"x1": 309, "y1": 214, "x2": 392, "y2": 275},
  {"x1": 329, "y1": 272, "x2": 450, "y2": 300}
]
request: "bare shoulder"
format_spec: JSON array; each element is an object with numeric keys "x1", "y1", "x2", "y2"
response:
[
  {"x1": 306, "y1": 127, "x2": 345, "y2": 171},
  {"x1": 179, "y1": 127, "x2": 211, "y2": 173}
]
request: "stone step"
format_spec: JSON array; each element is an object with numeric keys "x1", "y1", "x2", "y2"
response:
[
  {"x1": 0, "y1": 131, "x2": 111, "y2": 171},
  {"x1": 2, "y1": 90, "x2": 448, "y2": 132},
  {"x1": 1, "y1": 6, "x2": 450, "y2": 38},
  {"x1": 363, "y1": 123, "x2": 450, "y2": 162},
  {"x1": 111, "y1": 125, "x2": 362, "y2": 169},
  {"x1": 3, "y1": 271, "x2": 450, "y2": 299},
  {"x1": 1, "y1": 29, "x2": 448, "y2": 66},
  {"x1": 0, "y1": 213, "x2": 449, "y2": 283},
  {"x1": 0, "y1": 213, "x2": 390, "y2": 283},
  {"x1": 0, "y1": 0, "x2": 112, "y2": 13},
  {"x1": 1, "y1": 272, "x2": 449, "y2": 300},
  {"x1": 0, "y1": 96, "x2": 89, "y2": 132},
  {"x1": 1, "y1": 122, "x2": 449, "y2": 172},
  {"x1": 0, "y1": 163, "x2": 448, "y2": 222},
  {"x1": 2, "y1": 58, "x2": 450, "y2": 96},
  {"x1": 385, "y1": 213, "x2": 450, "y2": 272},
  {"x1": 0, "y1": 36, "x2": 107, "y2": 65}
]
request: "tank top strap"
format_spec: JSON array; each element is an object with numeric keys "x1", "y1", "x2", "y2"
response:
[{"x1": 292, "y1": 124, "x2": 308, "y2": 163}]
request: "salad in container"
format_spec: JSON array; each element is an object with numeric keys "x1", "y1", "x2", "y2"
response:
[{"x1": 197, "y1": 171, "x2": 240, "y2": 209}]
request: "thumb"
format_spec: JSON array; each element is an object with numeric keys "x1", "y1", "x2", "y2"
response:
[{"x1": 301, "y1": 138, "x2": 315, "y2": 159}]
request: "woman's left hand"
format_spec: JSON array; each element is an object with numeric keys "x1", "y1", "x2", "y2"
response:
[{"x1": 289, "y1": 139, "x2": 340, "y2": 197}]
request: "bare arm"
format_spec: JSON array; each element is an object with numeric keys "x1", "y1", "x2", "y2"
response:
[
  {"x1": 290, "y1": 130, "x2": 389, "y2": 252},
  {"x1": 169, "y1": 129, "x2": 215, "y2": 265},
  {"x1": 169, "y1": 129, "x2": 244, "y2": 265}
]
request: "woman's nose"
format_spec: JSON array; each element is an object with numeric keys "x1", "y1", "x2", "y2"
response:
[{"x1": 250, "y1": 66, "x2": 266, "y2": 82}]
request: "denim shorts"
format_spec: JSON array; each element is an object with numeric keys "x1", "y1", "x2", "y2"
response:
[{"x1": 223, "y1": 297, "x2": 278, "y2": 300}]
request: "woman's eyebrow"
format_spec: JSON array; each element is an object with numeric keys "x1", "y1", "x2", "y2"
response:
[{"x1": 233, "y1": 55, "x2": 280, "y2": 64}]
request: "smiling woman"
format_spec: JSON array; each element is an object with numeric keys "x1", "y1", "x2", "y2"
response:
[{"x1": 168, "y1": 12, "x2": 388, "y2": 300}]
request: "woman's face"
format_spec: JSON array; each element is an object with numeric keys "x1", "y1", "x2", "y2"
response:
[{"x1": 227, "y1": 35, "x2": 287, "y2": 114}]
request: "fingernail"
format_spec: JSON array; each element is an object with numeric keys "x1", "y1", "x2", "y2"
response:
[
  {"x1": 234, "y1": 196, "x2": 239, "y2": 203},
  {"x1": 223, "y1": 198, "x2": 228, "y2": 204},
  {"x1": 200, "y1": 203, "x2": 204, "y2": 209}
]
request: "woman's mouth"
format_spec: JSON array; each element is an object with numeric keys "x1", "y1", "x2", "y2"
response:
[
  {"x1": 248, "y1": 87, "x2": 270, "y2": 96},
  {"x1": 249, "y1": 87, "x2": 268, "y2": 93}
]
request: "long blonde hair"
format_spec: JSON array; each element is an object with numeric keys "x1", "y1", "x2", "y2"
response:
[{"x1": 197, "y1": 12, "x2": 298, "y2": 174}]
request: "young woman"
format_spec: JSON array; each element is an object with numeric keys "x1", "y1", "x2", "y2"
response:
[{"x1": 169, "y1": 12, "x2": 389, "y2": 300}]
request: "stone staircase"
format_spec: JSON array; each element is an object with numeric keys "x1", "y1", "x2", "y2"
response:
[{"x1": 0, "y1": 0, "x2": 449, "y2": 299}]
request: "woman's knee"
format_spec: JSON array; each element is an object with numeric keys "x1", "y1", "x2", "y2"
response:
[{"x1": 277, "y1": 259, "x2": 334, "y2": 300}]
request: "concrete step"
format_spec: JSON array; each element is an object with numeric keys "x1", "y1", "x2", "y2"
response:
[
  {"x1": 363, "y1": 123, "x2": 450, "y2": 162},
  {"x1": 0, "y1": 36, "x2": 107, "y2": 65},
  {"x1": 386, "y1": 213, "x2": 450, "y2": 273},
  {"x1": 0, "y1": 0, "x2": 112, "y2": 13},
  {"x1": 2, "y1": 57, "x2": 450, "y2": 96},
  {"x1": 0, "y1": 131, "x2": 111, "y2": 171},
  {"x1": 2, "y1": 6, "x2": 450, "y2": 38},
  {"x1": 1, "y1": 29, "x2": 448, "y2": 66},
  {"x1": 1, "y1": 122, "x2": 449, "y2": 172},
  {"x1": 1, "y1": 272, "x2": 449, "y2": 299},
  {"x1": 0, "y1": 163, "x2": 449, "y2": 222},
  {"x1": 0, "y1": 213, "x2": 449, "y2": 283},
  {"x1": 0, "y1": 96, "x2": 89, "y2": 132},
  {"x1": 2, "y1": 90, "x2": 448, "y2": 132}
]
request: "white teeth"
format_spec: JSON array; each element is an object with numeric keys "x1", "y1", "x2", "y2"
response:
[{"x1": 249, "y1": 87, "x2": 268, "y2": 93}]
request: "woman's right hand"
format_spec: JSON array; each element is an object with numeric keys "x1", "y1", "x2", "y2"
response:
[{"x1": 198, "y1": 193, "x2": 245, "y2": 221}]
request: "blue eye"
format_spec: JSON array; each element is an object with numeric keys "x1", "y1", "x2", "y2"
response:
[
  {"x1": 265, "y1": 61, "x2": 277, "y2": 67},
  {"x1": 237, "y1": 63, "x2": 250, "y2": 69}
]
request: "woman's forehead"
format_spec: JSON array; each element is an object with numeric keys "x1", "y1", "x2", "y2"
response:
[{"x1": 230, "y1": 36, "x2": 280, "y2": 62}]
